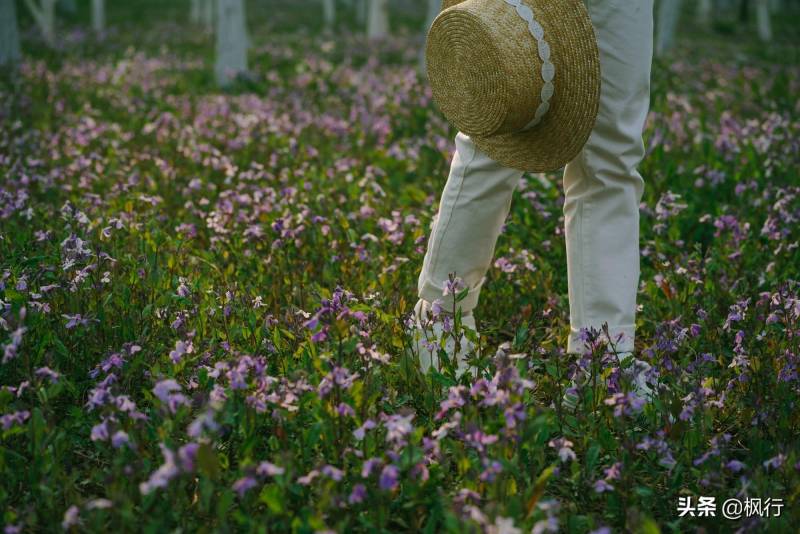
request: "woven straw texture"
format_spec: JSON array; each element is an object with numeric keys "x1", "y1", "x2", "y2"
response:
[{"x1": 426, "y1": 0, "x2": 600, "y2": 172}]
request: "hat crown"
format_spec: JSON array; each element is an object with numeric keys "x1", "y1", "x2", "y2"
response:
[{"x1": 426, "y1": 0, "x2": 549, "y2": 137}]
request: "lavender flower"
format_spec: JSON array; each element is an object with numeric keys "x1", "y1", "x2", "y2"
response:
[
  {"x1": 139, "y1": 443, "x2": 180, "y2": 495},
  {"x1": 379, "y1": 464, "x2": 399, "y2": 491},
  {"x1": 233, "y1": 476, "x2": 258, "y2": 497}
]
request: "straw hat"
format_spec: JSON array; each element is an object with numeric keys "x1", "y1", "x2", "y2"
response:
[{"x1": 426, "y1": 0, "x2": 601, "y2": 172}]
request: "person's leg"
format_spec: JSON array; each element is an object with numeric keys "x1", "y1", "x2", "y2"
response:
[
  {"x1": 563, "y1": 0, "x2": 655, "y2": 356},
  {"x1": 417, "y1": 132, "x2": 524, "y2": 317}
]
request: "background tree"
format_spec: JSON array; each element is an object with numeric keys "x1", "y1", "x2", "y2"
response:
[
  {"x1": 92, "y1": 0, "x2": 105, "y2": 34},
  {"x1": 757, "y1": 0, "x2": 773, "y2": 40},
  {"x1": 203, "y1": 0, "x2": 215, "y2": 32},
  {"x1": 419, "y1": 0, "x2": 439, "y2": 71},
  {"x1": 655, "y1": 0, "x2": 681, "y2": 57},
  {"x1": 367, "y1": 0, "x2": 389, "y2": 39},
  {"x1": 57, "y1": 0, "x2": 75, "y2": 15},
  {"x1": 697, "y1": 0, "x2": 712, "y2": 25},
  {"x1": 322, "y1": 0, "x2": 335, "y2": 31},
  {"x1": 356, "y1": 0, "x2": 367, "y2": 26},
  {"x1": 215, "y1": 0, "x2": 248, "y2": 87},
  {"x1": 23, "y1": 0, "x2": 57, "y2": 48},
  {"x1": 1, "y1": 0, "x2": 22, "y2": 69}
]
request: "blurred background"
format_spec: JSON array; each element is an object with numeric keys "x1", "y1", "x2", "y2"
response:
[{"x1": 2, "y1": 0, "x2": 799, "y2": 90}]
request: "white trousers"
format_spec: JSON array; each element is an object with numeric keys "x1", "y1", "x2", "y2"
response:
[{"x1": 416, "y1": 0, "x2": 654, "y2": 354}]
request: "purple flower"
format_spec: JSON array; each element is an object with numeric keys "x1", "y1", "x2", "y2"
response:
[
  {"x1": 604, "y1": 392, "x2": 646, "y2": 417},
  {"x1": 353, "y1": 419, "x2": 376, "y2": 440},
  {"x1": 430, "y1": 299, "x2": 444, "y2": 317},
  {"x1": 379, "y1": 464, "x2": 399, "y2": 491},
  {"x1": 63, "y1": 314, "x2": 94, "y2": 330},
  {"x1": 62, "y1": 505, "x2": 80, "y2": 529},
  {"x1": 536, "y1": 515, "x2": 558, "y2": 534},
  {"x1": 90, "y1": 421, "x2": 109, "y2": 442},
  {"x1": 0, "y1": 410, "x2": 30, "y2": 430},
  {"x1": 297, "y1": 469, "x2": 319, "y2": 485},
  {"x1": 383, "y1": 413, "x2": 414, "y2": 445},
  {"x1": 233, "y1": 476, "x2": 258, "y2": 497},
  {"x1": 256, "y1": 461, "x2": 285, "y2": 477},
  {"x1": 187, "y1": 409, "x2": 219, "y2": 439},
  {"x1": 361, "y1": 457, "x2": 382, "y2": 478},
  {"x1": 479, "y1": 459, "x2": 503, "y2": 482},
  {"x1": 463, "y1": 429, "x2": 499, "y2": 455},
  {"x1": 153, "y1": 379, "x2": 181, "y2": 403},
  {"x1": 603, "y1": 462, "x2": 622, "y2": 481},
  {"x1": 322, "y1": 464, "x2": 344, "y2": 481},
  {"x1": 2, "y1": 327, "x2": 26, "y2": 363},
  {"x1": 348, "y1": 483, "x2": 367, "y2": 504},
  {"x1": 176, "y1": 279, "x2": 191, "y2": 297},
  {"x1": 726, "y1": 459, "x2": 747, "y2": 472},
  {"x1": 178, "y1": 443, "x2": 199, "y2": 472},
  {"x1": 593, "y1": 479, "x2": 614, "y2": 493},
  {"x1": 152, "y1": 379, "x2": 189, "y2": 414},
  {"x1": 336, "y1": 402, "x2": 355, "y2": 417},
  {"x1": 169, "y1": 340, "x2": 194, "y2": 364},
  {"x1": 763, "y1": 453, "x2": 786, "y2": 470},
  {"x1": 442, "y1": 276, "x2": 465, "y2": 297},
  {"x1": 548, "y1": 437, "x2": 576, "y2": 463},
  {"x1": 139, "y1": 443, "x2": 180, "y2": 495},
  {"x1": 35, "y1": 366, "x2": 60, "y2": 383},
  {"x1": 111, "y1": 430, "x2": 130, "y2": 449}
]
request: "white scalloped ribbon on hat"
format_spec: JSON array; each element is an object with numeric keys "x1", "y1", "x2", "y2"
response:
[{"x1": 502, "y1": 0, "x2": 555, "y2": 131}]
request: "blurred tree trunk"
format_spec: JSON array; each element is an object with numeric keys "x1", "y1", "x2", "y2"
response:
[
  {"x1": 1, "y1": 0, "x2": 22, "y2": 69},
  {"x1": 57, "y1": 0, "x2": 75, "y2": 15},
  {"x1": 356, "y1": 0, "x2": 367, "y2": 26},
  {"x1": 419, "y1": 0, "x2": 439, "y2": 72},
  {"x1": 215, "y1": 0, "x2": 248, "y2": 87},
  {"x1": 697, "y1": 0, "x2": 712, "y2": 24},
  {"x1": 756, "y1": 0, "x2": 772, "y2": 40},
  {"x1": 367, "y1": 0, "x2": 389, "y2": 39},
  {"x1": 739, "y1": 0, "x2": 749, "y2": 21},
  {"x1": 202, "y1": 0, "x2": 215, "y2": 32},
  {"x1": 23, "y1": 0, "x2": 57, "y2": 47},
  {"x1": 190, "y1": 0, "x2": 201, "y2": 23},
  {"x1": 323, "y1": 0, "x2": 335, "y2": 30},
  {"x1": 92, "y1": 0, "x2": 105, "y2": 34},
  {"x1": 655, "y1": 0, "x2": 681, "y2": 57}
]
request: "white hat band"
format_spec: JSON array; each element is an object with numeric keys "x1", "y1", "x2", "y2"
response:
[{"x1": 503, "y1": 0, "x2": 555, "y2": 131}]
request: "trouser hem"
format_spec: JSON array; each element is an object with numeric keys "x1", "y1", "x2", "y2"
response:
[{"x1": 418, "y1": 275, "x2": 485, "y2": 316}]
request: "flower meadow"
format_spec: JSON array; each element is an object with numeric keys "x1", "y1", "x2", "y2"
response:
[{"x1": 2, "y1": 4, "x2": 800, "y2": 533}]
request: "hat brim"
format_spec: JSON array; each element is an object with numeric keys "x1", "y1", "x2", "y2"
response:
[{"x1": 439, "y1": 0, "x2": 600, "y2": 173}]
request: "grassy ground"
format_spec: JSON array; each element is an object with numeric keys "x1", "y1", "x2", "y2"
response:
[{"x1": 1, "y1": 1, "x2": 799, "y2": 532}]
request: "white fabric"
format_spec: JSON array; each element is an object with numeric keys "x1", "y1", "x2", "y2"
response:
[
  {"x1": 411, "y1": 299, "x2": 478, "y2": 379},
  {"x1": 502, "y1": 0, "x2": 555, "y2": 130},
  {"x1": 416, "y1": 0, "x2": 654, "y2": 355}
]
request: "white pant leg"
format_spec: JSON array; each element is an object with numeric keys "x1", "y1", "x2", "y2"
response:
[
  {"x1": 564, "y1": 0, "x2": 655, "y2": 354},
  {"x1": 417, "y1": 132, "x2": 524, "y2": 315}
]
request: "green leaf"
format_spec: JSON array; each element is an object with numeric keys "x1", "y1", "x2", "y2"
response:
[
  {"x1": 216, "y1": 489, "x2": 234, "y2": 517},
  {"x1": 455, "y1": 286, "x2": 469, "y2": 303},
  {"x1": 585, "y1": 444, "x2": 601, "y2": 474},
  {"x1": 197, "y1": 442, "x2": 220, "y2": 479},
  {"x1": 526, "y1": 464, "x2": 556, "y2": 517},
  {"x1": 639, "y1": 516, "x2": 661, "y2": 534},
  {"x1": 31, "y1": 408, "x2": 46, "y2": 451},
  {"x1": 259, "y1": 484, "x2": 284, "y2": 514}
]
